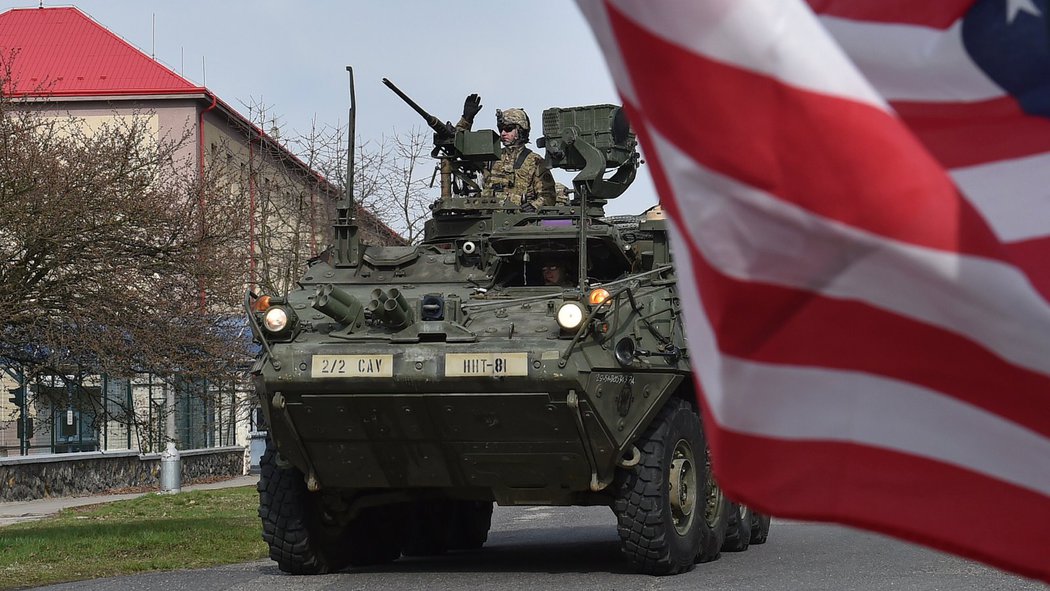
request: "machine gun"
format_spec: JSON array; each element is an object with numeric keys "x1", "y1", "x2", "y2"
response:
[{"x1": 383, "y1": 78, "x2": 500, "y2": 201}]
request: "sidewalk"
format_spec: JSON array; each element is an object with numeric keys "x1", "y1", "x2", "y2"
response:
[{"x1": 0, "y1": 474, "x2": 259, "y2": 528}]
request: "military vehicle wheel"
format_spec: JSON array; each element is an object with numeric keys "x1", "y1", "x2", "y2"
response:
[
  {"x1": 721, "y1": 502, "x2": 752, "y2": 552},
  {"x1": 258, "y1": 440, "x2": 350, "y2": 574},
  {"x1": 697, "y1": 461, "x2": 731, "y2": 562},
  {"x1": 448, "y1": 500, "x2": 493, "y2": 550},
  {"x1": 613, "y1": 398, "x2": 710, "y2": 575},
  {"x1": 750, "y1": 512, "x2": 772, "y2": 544}
]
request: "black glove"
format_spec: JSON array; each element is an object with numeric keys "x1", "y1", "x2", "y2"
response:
[
  {"x1": 519, "y1": 201, "x2": 537, "y2": 213},
  {"x1": 462, "y1": 93, "x2": 482, "y2": 122}
]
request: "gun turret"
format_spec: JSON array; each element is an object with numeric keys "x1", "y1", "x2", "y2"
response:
[{"x1": 383, "y1": 78, "x2": 500, "y2": 201}]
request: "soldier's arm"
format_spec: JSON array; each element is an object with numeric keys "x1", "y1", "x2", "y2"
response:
[{"x1": 530, "y1": 158, "x2": 557, "y2": 207}]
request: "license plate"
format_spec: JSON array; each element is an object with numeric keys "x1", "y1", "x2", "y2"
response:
[
  {"x1": 445, "y1": 352, "x2": 529, "y2": 377},
  {"x1": 311, "y1": 354, "x2": 393, "y2": 378}
]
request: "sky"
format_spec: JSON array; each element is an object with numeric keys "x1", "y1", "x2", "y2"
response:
[{"x1": 0, "y1": 0, "x2": 659, "y2": 216}]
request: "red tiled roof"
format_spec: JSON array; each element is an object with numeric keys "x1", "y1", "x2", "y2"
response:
[{"x1": 0, "y1": 6, "x2": 203, "y2": 97}]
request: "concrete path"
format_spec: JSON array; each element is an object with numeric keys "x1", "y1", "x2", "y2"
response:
[{"x1": 0, "y1": 474, "x2": 259, "y2": 528}]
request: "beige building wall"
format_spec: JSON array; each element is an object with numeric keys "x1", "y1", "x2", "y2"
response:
[
  {"x1": 200, "y1": 109, "x2": 333, "y2": 295},
  {"x1": 30, "y1": 99, "x2": 199, "y2": 167}
]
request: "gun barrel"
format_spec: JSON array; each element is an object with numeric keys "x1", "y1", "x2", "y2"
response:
[{"x1": 382, "y1": 78, "x2": 453, "y2": 137}]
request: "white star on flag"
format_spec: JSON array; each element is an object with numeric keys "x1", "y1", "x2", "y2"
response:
[{"x1": 1006, "y1": 0, "x2": 1041, "y2": 23}]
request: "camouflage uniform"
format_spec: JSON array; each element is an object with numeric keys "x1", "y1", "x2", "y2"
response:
[
  {"x1": 481, "y1": 144, "x2": 556, "y2": 208},
  {"x1": 458, "y1": 107, "x2": 556, "y2": 209},
  {"x1": 554, "y1": 182, "x2": 571, "y2": 205}
]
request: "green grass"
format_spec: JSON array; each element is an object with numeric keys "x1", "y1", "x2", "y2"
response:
[{"x1": 0, "y1": 486, "x2": 268, "y2": 590}]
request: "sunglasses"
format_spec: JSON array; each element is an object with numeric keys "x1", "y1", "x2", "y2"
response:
[
  {"x1": 542, "y1": 266, "x2": 560, "y2": 272},
  {"x1": 500, "y1": 125, "x2": 518, "y2": 133}
]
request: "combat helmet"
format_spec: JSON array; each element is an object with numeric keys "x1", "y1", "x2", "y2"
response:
[{"x1": 497, "y1": 108, "x2": 530, "y2": 142}]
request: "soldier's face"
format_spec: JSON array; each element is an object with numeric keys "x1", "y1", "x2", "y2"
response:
[
  {"x1": 543, "y1": 265, "x2": 563, "y2": 285},
  {"x1": 500, "y1": 125, "x2": 519, "y2": 146}
]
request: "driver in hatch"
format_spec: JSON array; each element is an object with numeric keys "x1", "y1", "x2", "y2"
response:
[{"x1": 541, "y1": 260, "x2": 574, "y2": 288}]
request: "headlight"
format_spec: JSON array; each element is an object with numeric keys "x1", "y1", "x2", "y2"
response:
[
  {"x1": 263, "y1": 307, "x2": 289, "y2": 332},
  {"x1": 588, "y1": 288, "x2": 610, "y2": 306},
  {"x1": 556, "y1": 301, "x2": 586, "y2": 331}
]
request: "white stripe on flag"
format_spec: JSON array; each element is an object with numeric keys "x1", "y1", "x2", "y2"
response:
[
  {"x1": 650, "y1": 128, "x2": 1050, "y2": 375},
  {"x1": 603, "y1": 0, "x2": 886, "y2": 108},
  {"x1": 951, "y1": 153, "x2": 1050, "y2": 243},
  {"x1": 575, "y1": 0, "x2": 639, "y2": 106},
  {"x1": 818, "y1": 16, "x2": 1005, "y2": 102}
]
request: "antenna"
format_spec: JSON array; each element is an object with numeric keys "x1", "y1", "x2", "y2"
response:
[
  {"x1": 151, "y1": 13, "x2": 155, "y2": 59},
  {"x1": 334, "y1": 66, "x2": 361, "y2": 267},
  {"x1": 346, "y1": 66, "x2": 356, "y2": 225},
  {"x1": 202, "y1": 56, "x2": 207, "y2": 86}
]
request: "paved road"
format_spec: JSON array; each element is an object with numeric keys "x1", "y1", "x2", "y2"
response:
[{"x1": 27, "y1": 505, "x2": 1047, "y2": 591}]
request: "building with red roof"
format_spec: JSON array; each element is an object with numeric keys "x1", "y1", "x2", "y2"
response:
[
  {"x1": 0, "y1": 5, "x2": 400, "y2": 277},
  {"x1": 0, "y1": 6, "x2": 201, "y2": 97},
  {"x1": 0, "y1": 6, "x2": 401, "y2": 462}
]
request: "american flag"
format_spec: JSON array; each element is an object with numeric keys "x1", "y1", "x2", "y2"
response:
[{"x1": 577, "y1": 0, "x2": 1050, "y2": 581}]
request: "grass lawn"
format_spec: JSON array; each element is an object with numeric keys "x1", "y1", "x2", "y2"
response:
[{"x1": 0, "y1": 486, "x2": 267, "y2": 590}]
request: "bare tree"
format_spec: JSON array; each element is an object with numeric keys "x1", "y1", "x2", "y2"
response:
[
  {"x1": 233, "y1": 99, "x2": 336, "y2": 297},
  {"x1": 0, "y1": 65, "x2": 250, "y2": 433},
  {"x1": 288, "y1": 120, "x2": 426, "y2": 246},
  {"x1": 365, "y1": 128, "x2": 434, "y2": 244}
]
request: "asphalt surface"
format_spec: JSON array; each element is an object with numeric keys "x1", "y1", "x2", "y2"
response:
[
  {"x1": 0, "y1": 474, "x2": 259, "y2": 528},
  {"x1": 13, "y1": 495, "x2": 1048, "y2": 591}
]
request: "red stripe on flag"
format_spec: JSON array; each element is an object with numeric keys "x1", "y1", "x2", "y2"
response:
[
  {"x1": 894, "y1": 97, "x2": 1050, "y2": 169},
  {"x1": 682, "y1": 236, "x2": 1050, "y2": 438},
  {"x1": 1006, "y1": 235, "x2": 1050, "y2": 299},
  {"x1": 704, "y1": 423, "x2": 1050, "y2": 582},
  {"x1": 804, "y1": 0, "x2": 975, "y2": 29},
  {"x1": 605, "y1": 5, "x2": 1009, "y2": 264}
]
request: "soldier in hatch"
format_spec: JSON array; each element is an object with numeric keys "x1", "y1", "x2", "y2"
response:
[
  {"x1": 458, "y1": 94, "x2": 556, "y2": 211},
  {"x1": 542, "y1": 261, "x2": 574, "y2": 287}
]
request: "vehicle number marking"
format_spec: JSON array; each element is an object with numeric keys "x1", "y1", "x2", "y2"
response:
[
  {"x1": 445, "y1": 353, "x2": 528, "y2": 377},
  {"x1": 311, "y1": 355, "x2": 393, "y2": 378},
  {"x1": 595, "y1": 373, "x2": 635, "y2": 385}
]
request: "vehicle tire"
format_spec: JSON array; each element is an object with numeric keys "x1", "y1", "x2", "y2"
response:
[
  {"x1": 448, "y1": 500, "x2": 493, "y2": 551},
  {"x1": 721, "y1": 502, "x2": 752, "y2": 552},
  {"x1": 612, "y1": 398, "x2": 710, "y2": 575},
  {"x1": 258, "y1": 439, "x2": 349, "y2": 574},
  {"x1": 750, "y1": 512, "x2": 772, "y2": 544},
  {"x1": 401, "y1": 500, "x2": 453, "y2": 556},
  {"x1": 697, "y1": 452, "x2": 731, "y2": 563}
]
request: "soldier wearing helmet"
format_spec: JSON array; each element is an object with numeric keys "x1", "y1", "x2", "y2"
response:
[{"x1": 458, "y1": 94, "x2": 556, "y2": 211}]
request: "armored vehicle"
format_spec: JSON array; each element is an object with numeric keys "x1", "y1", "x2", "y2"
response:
[{"x1": 246, "y1": 74, "x2": 770, "y2": 576}]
